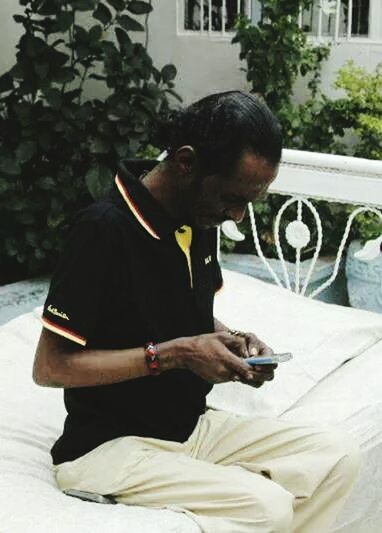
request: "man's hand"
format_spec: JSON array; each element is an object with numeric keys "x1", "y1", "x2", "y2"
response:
[
  {"x1": 179, "y1": 331, "x2": 276, "y2": 386},
  {"x1": 181, "y1": 331, "x2": 256, "y2": 384},
  {"x1": 229, "y1": 331, "x2": 277, "y2": 388}
]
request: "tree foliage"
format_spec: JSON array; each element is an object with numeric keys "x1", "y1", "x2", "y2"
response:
[
  {"x1": 228, "y1": 2, "x2": 382, "y2": 261},
  {"x1": 0, "y1": 0, "x2": 180, "y2": 283}
]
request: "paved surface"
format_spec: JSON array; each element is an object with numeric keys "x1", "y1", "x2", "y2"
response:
[{"x1": 0, "y1": 277, "x2": 50, "y2": 326}]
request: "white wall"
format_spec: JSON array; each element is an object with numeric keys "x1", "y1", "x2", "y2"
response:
[
  {"x1": 0, "y1": 0, "x2": 381, "y2": 106},
  {"x1": 146, "y1": 1, "x2": 249, "y2": 106},
  {"x1": 0, "y1": 0, "x2": 23, "y2": 74},
  {"x1": 146, "y1": 1, "x2": 382, "y2": 104}
]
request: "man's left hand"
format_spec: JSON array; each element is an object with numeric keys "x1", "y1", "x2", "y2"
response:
[{"x1": 230, "y1": 331, "x2": 277, "y2": 387}]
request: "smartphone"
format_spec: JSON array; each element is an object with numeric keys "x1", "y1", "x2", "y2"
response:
[
  {"x1": 245, "y1": 352, "x2": 293, "y2": 366},
  {"x1": 63, "y1": 489, "x2": 117, "y2": 504}
]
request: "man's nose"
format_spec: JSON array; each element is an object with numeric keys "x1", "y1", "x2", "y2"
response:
[{"x1": 227, "y1": 205, "x2": 247, "y2": 224}]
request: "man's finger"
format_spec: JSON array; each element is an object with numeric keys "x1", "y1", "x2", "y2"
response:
[{"x1": 258, "y1": 342, "x2": 274, "y2": 356}]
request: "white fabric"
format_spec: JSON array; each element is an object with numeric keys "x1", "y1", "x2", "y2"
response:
[
  {"x1": 208, "y1": 269, "x2": 382, "y2": 417},
  {"x1": 282, "y1": 340, "x2": 382, "y2": 533},
  {"x1": 1, "y1": 268, "x2": 382, "y2": 532}
]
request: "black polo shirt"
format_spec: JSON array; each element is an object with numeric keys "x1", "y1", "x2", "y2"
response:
[{"x1": 41, "y1": 159, "x2": 224, "y2": 465}]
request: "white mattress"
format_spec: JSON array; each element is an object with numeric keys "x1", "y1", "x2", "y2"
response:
[
  {"x1": 1, "y1": 268, "x2": 382, "y2": 532},
  {"x1": 282, "y1": 340, "x2": 382, "y2": 533}
]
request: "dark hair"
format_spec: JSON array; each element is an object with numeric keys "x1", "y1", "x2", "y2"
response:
[{"x1": 157, "y1": 90, "x2": 282, "y2": 177}]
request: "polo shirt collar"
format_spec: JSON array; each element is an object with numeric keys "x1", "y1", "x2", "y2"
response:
[{"x1": 115, "y1": 159, "x2": 185, "y2": 240}]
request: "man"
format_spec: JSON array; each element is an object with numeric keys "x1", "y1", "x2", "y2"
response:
[{"x1": 33, "y1": 91, "x2": 360, "y2": 532}]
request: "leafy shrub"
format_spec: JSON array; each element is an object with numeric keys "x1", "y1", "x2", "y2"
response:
[
  {"x1": 229, "y1": 4, "x2": 381, "y2": 260},
  {"x1": 0, "y1": 0, "x2": 179, "y2": 284}
]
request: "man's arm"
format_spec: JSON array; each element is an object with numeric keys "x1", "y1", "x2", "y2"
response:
[
  {"x1": 214, "y1": 317, "x2": 230, "y2": 333},
  {"x1": 33, "y1": 329, "x2": 185, "y2": 388},
  {"x1": 33, "y1": 328, "x2": 256, "y2": 388}
]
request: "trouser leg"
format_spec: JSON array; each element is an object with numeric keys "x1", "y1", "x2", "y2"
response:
[
  {"x1": 54, "y1": 434, "x2": 294, "y2": 533},
  {"x1": 188, "y1": 409, "x2": 361, "y2": 533}
]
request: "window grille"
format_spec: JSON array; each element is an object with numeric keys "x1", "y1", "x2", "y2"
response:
[
  {"x1": 183, "y1": 0, "x2": 251, "y2": 33},
  {"x1": 300, "y1": 0, "x2": 370, "y2": 39}
]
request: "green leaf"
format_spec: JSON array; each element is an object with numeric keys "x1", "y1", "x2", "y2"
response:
[
  {"x1": 89, "y1": 24, "x2": 103, "y2": 42},
  {"x1": 13, "y1": 14, "x2": 28, "y2": 25},
  {"x1": 44, "y1": 88, "x2": 62, "y2": 110},
  {"x1": 85, "y1": 165, "x2": 113, "y2": 199},
  {"x1": 34, "y1": 62, "x2": 49, "y2": 79},
  {"x1": 55, "y1": 11, "x2": 74, "y2": 32},
  {"x1": 16, "y1": 140, "x2": 37, "y2": 163},
  {"x1": 0, "y1": 178, "x2": 11, "y2": 194},
  {"x1": 89, "y1": 137, "x2": 111, "y2": 154},
  {"x1": 127, "y1": 1, "x2": 153, "y2": 15},
  {"x1": 0, "y1": 72, "x2": 13, "y2": 93},
  {"x1": 47, "y1": 212, "x2": 66, "y2": 229},
  {"x1": 117, "y1": 14, "x2": 144, "y2": 31},
  {"x1": 93, "y1": 3, "x2": 113, "y2": 25},
  {"x1": 164, "y1": 88, "x2": 182, "y2": 102},
  {"x1": 89, "y1": 73, "x2": 106, "y2": 81},
  {"x1": 161, "y1": 64, "x2": 177, "y2": 83},
  {"x1": 36, "y1": 176, "x2": 56, "y2": 190},
  {"x1": 72, "y1": 0, "x2": 97, "y2": 10},
  {"x1": 114, "y1": 140, "x2": 130, "y2": 157},
  {"x1": 0, "y1": 158, "x2": 21, "y2": 175},
  {"x1": 107, "y1": 0, "x2": 126, "y2": 10}
]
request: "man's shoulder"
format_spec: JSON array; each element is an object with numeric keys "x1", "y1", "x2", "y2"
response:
[{"x1": 73, "y1": 195, "x2": 128, "y2": 233}]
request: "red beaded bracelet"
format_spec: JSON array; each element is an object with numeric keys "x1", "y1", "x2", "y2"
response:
[{"x1": 144, "y1": 342, "x2": 161, "y2": 376}]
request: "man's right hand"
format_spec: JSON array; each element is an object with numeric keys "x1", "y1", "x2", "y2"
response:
[{"x1": 179, "y1": 331, "x2": 258, "y2": 384}]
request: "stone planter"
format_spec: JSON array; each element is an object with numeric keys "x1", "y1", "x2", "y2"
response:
[
  {"x1": 346, "y1": 240, "x2": 382, "y2": 313},
  {"x1": 220, "y1": 252, "x2": 349, "y2": 306}
]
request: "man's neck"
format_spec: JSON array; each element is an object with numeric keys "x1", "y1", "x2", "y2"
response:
[{"x1": 140, "y1": 163, "x2": 188, "y2": 224}]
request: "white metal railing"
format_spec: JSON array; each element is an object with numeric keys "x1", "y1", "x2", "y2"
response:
[
  {"x1": 179, "y1": 0, "x2": 382, "y2": 43},
  {"x1": 219, "y1": 149, "x2": 382, "y2": 297},
  {"x1": 179, "y1": 0, "x2": 251, "y2": 36},
  {"x1": 299, "y1": 0, "x2": 371, "y2": 42}
]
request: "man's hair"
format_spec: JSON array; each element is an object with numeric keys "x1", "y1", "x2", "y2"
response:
[{"x1": 158, "y1": 90, "x2": 282, "y2": 177}]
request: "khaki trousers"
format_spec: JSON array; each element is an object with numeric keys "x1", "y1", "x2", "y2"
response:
[{"x1": 54, "y1": 409, "x2": 361, "y2": 533}]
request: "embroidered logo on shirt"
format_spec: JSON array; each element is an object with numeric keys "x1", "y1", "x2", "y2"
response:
[
  {"x1": 205, "y1": 255, "x2": 212, "y2": 265},
  {"x1": 47, "y1": 305, "x2": 70, "y2": 321}
]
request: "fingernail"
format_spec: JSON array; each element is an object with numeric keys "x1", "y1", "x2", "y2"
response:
[{"x1": 250, "y1": 348, "x2": 257, "y2": 356}]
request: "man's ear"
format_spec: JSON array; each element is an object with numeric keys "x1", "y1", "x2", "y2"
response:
[{"x1": 173, "y1": 145, "x2": 197, "y2": 179}]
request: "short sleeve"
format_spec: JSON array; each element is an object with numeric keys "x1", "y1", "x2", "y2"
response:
[
  {"x1": 210, "y1": 228, "x2": 224, "y2": 294},
  {"x1": 214, "y1": 259, "x2": 224, "y2": 294},
  {"x1": 42, "y1": 214, "x2": 113, "y2": 346}
]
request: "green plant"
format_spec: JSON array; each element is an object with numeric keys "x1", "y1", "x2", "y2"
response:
[
  {"x1": 230, "y1": 4, "x2": 381, "y2": 261},
  {"x1": 331, "y1": 61, "x2": 382, "y2": 160},
  {"x1": 232, "y1": 1, "x2": 330, "y2": 141},
  {"x1": 0, "y1": 0, "x2": 180, "y2": 284}
]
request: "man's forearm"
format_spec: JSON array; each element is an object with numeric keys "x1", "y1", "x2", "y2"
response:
[
  {"x1": 33, "y1": 330, "x2": 188, "y2": 389},
  {"x1": 214, "y1": 317, "x2": 231, "y2": 333}
]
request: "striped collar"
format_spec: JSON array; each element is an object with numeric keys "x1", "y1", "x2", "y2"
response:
[{"x1": 115, "y1": 159, "x2": 184, "y2": 240}]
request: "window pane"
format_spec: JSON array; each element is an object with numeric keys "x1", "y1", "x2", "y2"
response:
[
  {"x1": 321, "y1": 0, "x2": 337, "y2": 37},
  {"x1": 184, "y1": 0, "x2": 249, "y2": 32},
  {"x1": 226, "y1": 0, "x2": 247, "y2": 31},
  {"x1": 301, "y1": 1, "x2": 320, "y2": 35},
  {"x1": 352, "y1": 0, "x2": 369, "y2": 36},
  {"x1": 338, "y1": 0, "x2": 349, "y2": 36},
  {"x1": 184, "y1": 0, "x2": 209, "y2": 30}
]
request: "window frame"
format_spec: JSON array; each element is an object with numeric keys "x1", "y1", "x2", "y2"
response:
[
  {"x1": 299, "y1": 0, "x2": 382, "y2": 44},
  {"x1": 177, "y1": 0, "x2": 382, "y2": 43},
  {"x1": 177, "y1": 0, "x2": 252, "y2": 39}
]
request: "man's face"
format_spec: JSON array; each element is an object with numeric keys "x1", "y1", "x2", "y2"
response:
[{"x1": 187, "y1": 151, "x2": 278, "y2": 229}]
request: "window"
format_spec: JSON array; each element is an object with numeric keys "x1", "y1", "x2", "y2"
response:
[
  {"x1": 301, "y1": 0, "x2": 370, "y2": 39},
  {"x1": 183, "y1": 0, "x2": 251, "y2": 33}
]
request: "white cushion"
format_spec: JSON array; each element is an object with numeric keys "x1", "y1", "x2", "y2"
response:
[{"x1": 207, "y1": 269, "x2": 382, "y2": 416}]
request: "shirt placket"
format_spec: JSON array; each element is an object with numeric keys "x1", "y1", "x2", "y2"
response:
[{"x1": 175, "y1": 225, "x2": 193, "y2": 289}]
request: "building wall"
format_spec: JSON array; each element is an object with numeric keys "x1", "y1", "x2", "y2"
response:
[
  {"x1": 0, "y1": 0, "x2": 23, "y2": 74},
  {"x1": 0, "y1": 0, "x2": 381, "y2": 106}
]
